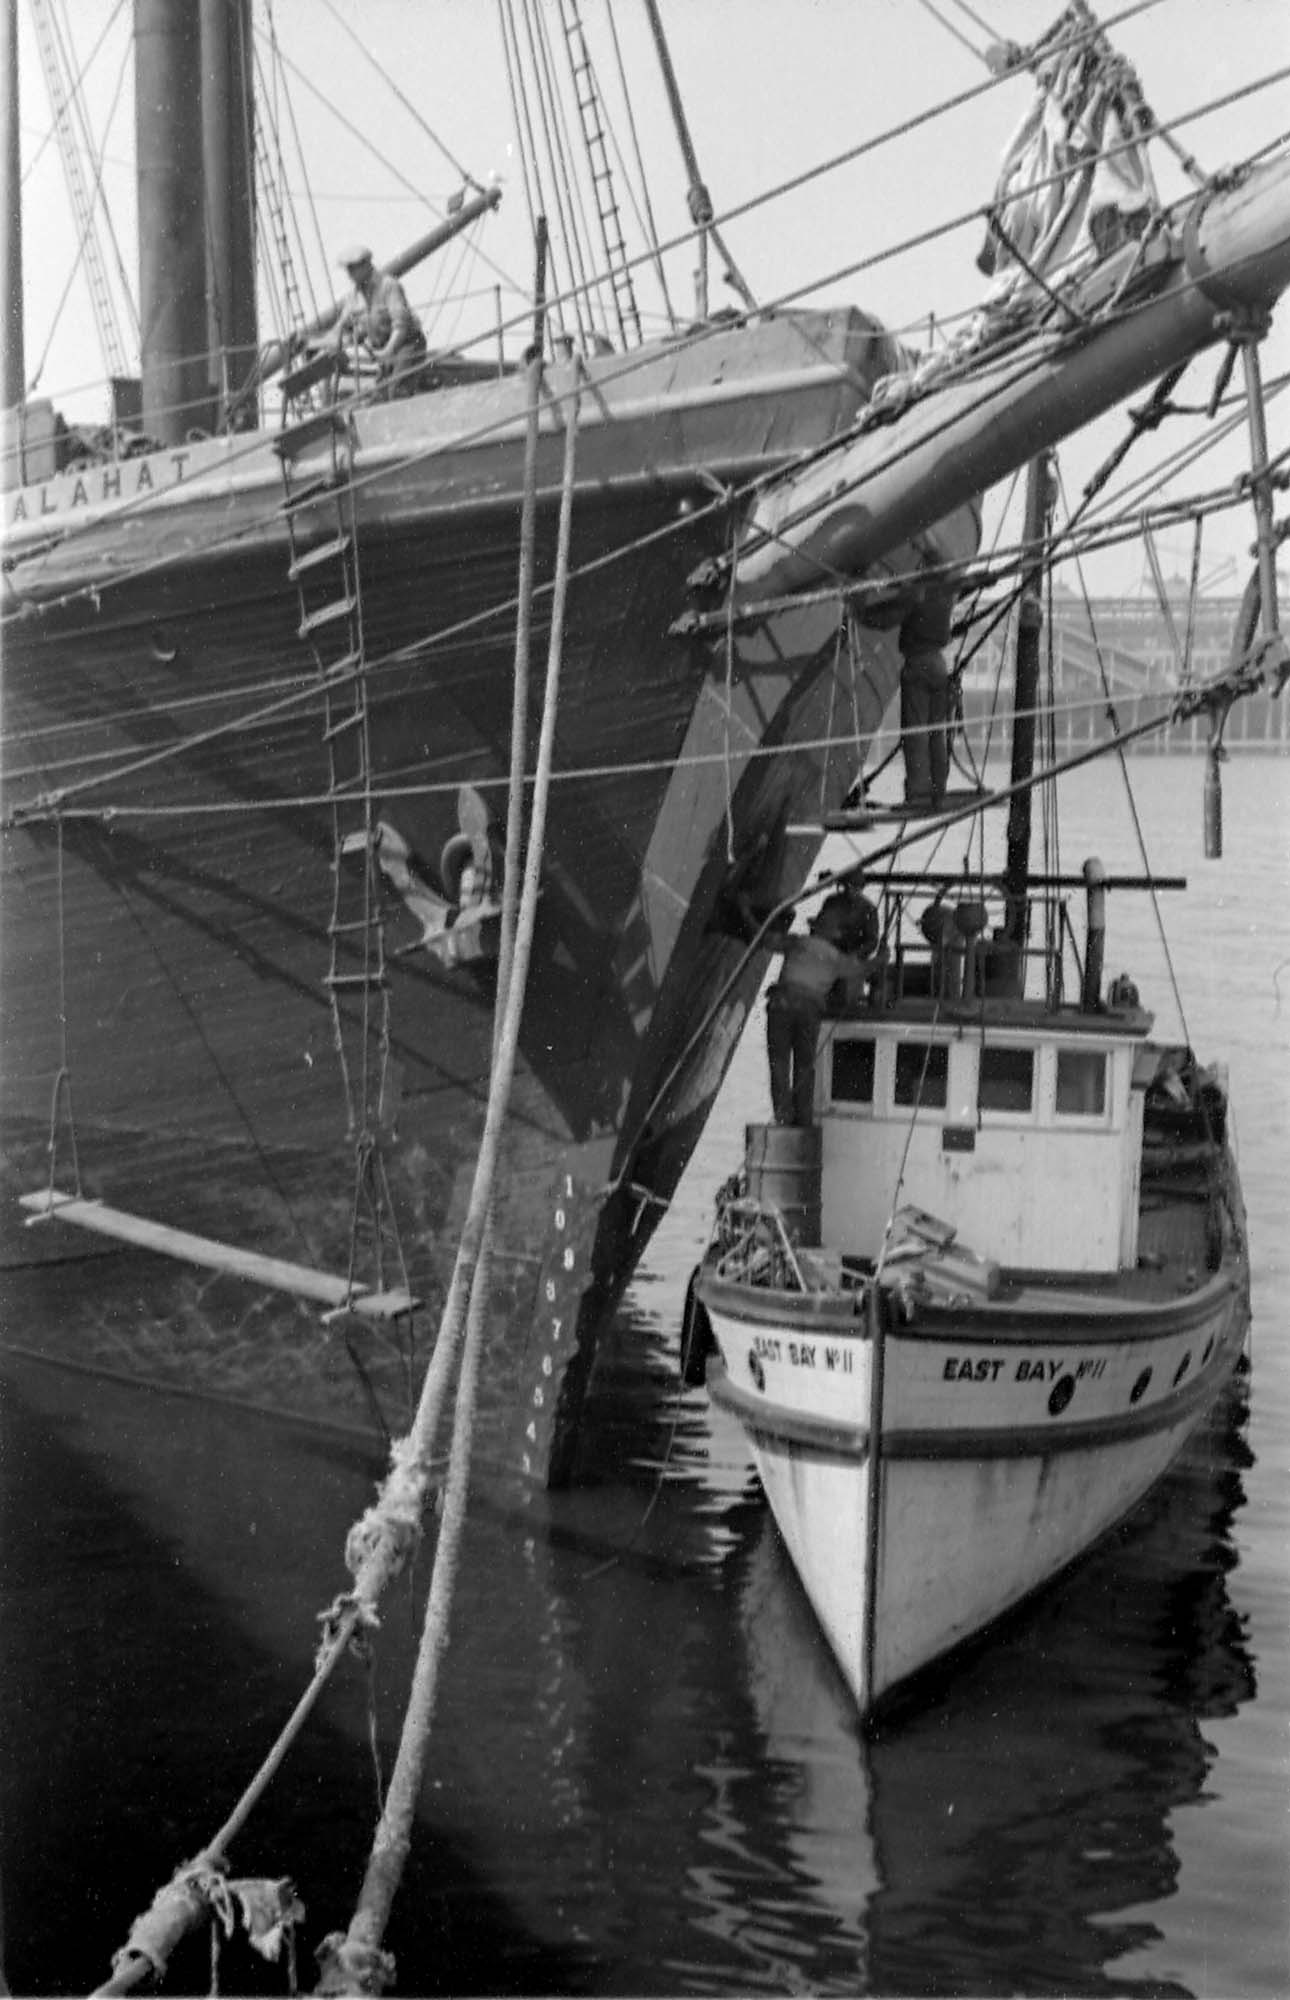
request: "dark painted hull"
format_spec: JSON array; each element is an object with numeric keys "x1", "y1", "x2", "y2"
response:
[{"x1": 2, "y1": 310, "x2": 975, "y2": 1480}]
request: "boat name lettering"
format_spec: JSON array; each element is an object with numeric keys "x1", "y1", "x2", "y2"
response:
[
  {"x1": 1013, "y1": 1356, "x2": 1105, "y2": 1383},
  {"x1": 751, "y1": 1334, "x2": 848, "y2": 1371},
  {"x1": 6, "y1": 451, "x2": 193, "y2": 525},
  {"x1": 943, "y1": 1355, "x2": 1007, "y2": 1383}
]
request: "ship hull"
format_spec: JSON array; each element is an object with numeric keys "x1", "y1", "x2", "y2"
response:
[{"x1": 1, "y1": 311, "x2": 977, "y2": 1480}]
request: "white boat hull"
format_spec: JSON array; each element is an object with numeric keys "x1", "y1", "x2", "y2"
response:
[{"x1": 703, "y1": 1271, "x2": 1247, "y2": 1715}]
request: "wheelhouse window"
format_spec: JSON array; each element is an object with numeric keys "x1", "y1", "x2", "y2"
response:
[
  {"x1": 978, "y1": 1045, "x2": 1034, "y2": 1113},
  {"x1": 1056, "y1": 1048, "x2": 1107, "y2": 1116},
  {"x1": 831, "y1": 1038, "x2": 875, "y2": 1104},
  {"x1": 894, "y1": 1041, "x2": 948, "y2": 1109}
]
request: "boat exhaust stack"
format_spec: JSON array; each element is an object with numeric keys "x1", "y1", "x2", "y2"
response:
[{"x1": 1082, "y1": 857, "x2": 1106, "y2": 1012}]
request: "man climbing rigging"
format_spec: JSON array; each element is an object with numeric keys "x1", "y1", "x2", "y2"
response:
[{"x1": 328, "y1": 245, "x2": 428, "y2": 395}]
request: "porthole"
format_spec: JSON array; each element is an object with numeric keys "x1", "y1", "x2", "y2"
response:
[
  {"x1": 149, "y1": 624, "x2": 179, "y2": 664},
  {"x1": 1172, "y1": 1351, "x2": 1192, "y2": 1387},
  {"x1": 1130, "y1": 1367, "x2": 1152, "y2": 1405},
  {"x1": 1201, "y1": 1337, "x2": 1214, "y2": 1365},
  {"x1": 748, "y1": 1351, "x2": 765, "y2": 1393},
  {"x1": 1047, "y1": 1374, "x2": 1076, "y2": 1417}
]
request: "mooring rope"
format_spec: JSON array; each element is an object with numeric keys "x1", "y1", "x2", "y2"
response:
[{"x1": 317, "y1": 354, "x2": 583, "y2": 2000}]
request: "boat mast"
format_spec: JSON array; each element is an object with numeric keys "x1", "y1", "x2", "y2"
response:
[
  {"x1": 1, "y1": 0, "x2": 22, "y2": 412},
  {"x1": 1002, "y1": 451, "x2": 1055, "y2": 962},
  {"x1": 135, "y1": 0, "x2": 208, "y2": 444}
]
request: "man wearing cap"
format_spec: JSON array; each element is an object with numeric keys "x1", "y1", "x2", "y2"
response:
[
  {"x1": 329, "y1": 245, "x2": 427, "y2": 394},
  {"x1": 761, "y1": 888, "x2": 884, "y2": 1125}
]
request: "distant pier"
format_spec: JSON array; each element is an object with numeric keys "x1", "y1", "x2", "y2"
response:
[{"x1": 956, "y1": 594, "x2": 1288, "y2": 756}]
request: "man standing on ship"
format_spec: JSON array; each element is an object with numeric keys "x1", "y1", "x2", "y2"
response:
[
  {"x1": 329, "y1": 246, "x2": 428, "y2": 395},
  {"x1": 745, "y1": 884, "x2": 882, "y2": 1127},
  {"x1": 898, "y1": 585, "x2": 957, "y2": 810}
]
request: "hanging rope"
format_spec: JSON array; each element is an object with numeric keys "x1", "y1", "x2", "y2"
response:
[
  {"x1": 317, "y1": 352, "x2": 583, "y2": 2000},
  {"x1": 42, "y1": 816, "x2": 82, "y2": 1201}
]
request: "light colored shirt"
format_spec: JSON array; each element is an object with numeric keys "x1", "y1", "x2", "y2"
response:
[
  {"x1": 773, "y1": 932, "x2": 852, "y2": 1004},
  {"x1": 336, "y1": 272, "x2": 424, "y2": 361}
]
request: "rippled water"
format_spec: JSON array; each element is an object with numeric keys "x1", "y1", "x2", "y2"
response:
[{"x1": 1, "y1": 756, "x2": 1287, "y2": 1997}]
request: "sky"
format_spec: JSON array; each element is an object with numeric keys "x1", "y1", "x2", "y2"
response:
[{"x1": 11, "y1": 0, "x2": 1290, "y2": 594}]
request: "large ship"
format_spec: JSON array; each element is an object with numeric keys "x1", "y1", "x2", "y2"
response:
[{"x1": 2, "y1": 0, "x2": 1287, "y2": 1487}]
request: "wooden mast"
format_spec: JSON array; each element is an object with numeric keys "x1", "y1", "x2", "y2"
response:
[{"x1": 1003, "y1": 452, "x2": 1055, "y2": 959}]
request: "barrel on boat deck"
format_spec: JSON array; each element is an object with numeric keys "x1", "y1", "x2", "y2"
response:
[{"x1": 745, "y1": 1123, "x2": 822, "y2": 1245}]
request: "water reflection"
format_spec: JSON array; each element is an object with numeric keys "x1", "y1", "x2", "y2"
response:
[
  {"x1": 0, "y1": 1311, "x2": 1257, "y2": 1997},
  {"x1": 715, "y1": 1373, "x2": 1255, "y2": 1999}
]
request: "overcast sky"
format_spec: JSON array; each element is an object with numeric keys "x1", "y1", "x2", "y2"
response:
[{"x1": 13, "y1": 0, "x2": 1290, "y2": 592}]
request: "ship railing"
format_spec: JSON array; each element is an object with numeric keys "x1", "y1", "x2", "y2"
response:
[{"x1": 850, "y1": 881, "x2": 1075, "y2": 1012}]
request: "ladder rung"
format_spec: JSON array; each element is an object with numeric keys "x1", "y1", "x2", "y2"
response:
[
  {"x1": 282, "y1": 476, "x2": 337, "y2": 512},
  {"x1": 299, "y1": 596, "x2": 357, "y2": 639},
  {"x1": 329, "y1": 917, "x2": 381, "y2": 937},
  {"x1": 275, "y1": 403, "x2": 346, "y2": 455},
  {"x1": 289, "y1": 535, "x2": 352, "y2": 579},
  {"x1": 321, "y1": 651, "x2": 364, "y2": 681},
  {"x1": 324, "y1": 710, "x2": 366, "y2": 742},
  {"x1": 325, "y1": 970, "x2": 388, "y2": 991}
]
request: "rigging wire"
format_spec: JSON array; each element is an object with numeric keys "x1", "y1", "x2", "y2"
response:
[
  {"x1": 48, "y1": 0, "x2": 137, "y2": 348},
  {"x1": 259, "y1": 5, "x2": 326, "y2": 327},
  {"x1": 269, "y1": 36, "x2": 522, "y2": 301},
  {"x1": 1055, "y1": 460, "x2": 1197, "y2": 1044},
  {"x1": 517, "y1": 0, "x2": 594, "y2": 346},
  {"x1": 315, "y1": 0, "x2": 484, "y2": 195},
  {"x1": 914, "y1": 0, "x2": 990, "y2": 68},
  {"x1": 532, "y1": 0, "x2": 604, "y2": 339},
  {"x1": 22, "y1": 25, "x2": 132, "y2": 395},
  {"x1": 603, "y1": 0, "x2": 676, "y2": 332}
]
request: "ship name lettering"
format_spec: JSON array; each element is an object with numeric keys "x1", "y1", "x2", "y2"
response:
[
  {"x1": 752, "y1": 1334, "x2": 782, "y2": 1362},
  {"x1": 824, "y1": 1345, "x2": 854, "y2": 1374},
  {"x1": 5, "y1": 455, "x2": 202, "y2": 528},
  {"x1": 1075, "y1": 1356, "x2": 1107, "y2": 1380},
  {"x1": 788, "y1": 1342, "x2": 815, "y2": 1368},
  {"x1": 943, "y1": 1356, "x2": 1006, "y2": 1383}
]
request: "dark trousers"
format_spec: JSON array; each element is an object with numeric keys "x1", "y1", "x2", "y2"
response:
[
  {"x1": 901, "y1": 654, "x2": 950, "y2": 805},
  {"x1": 766, "y1": 988, "x2": 823, "y2": 1125}
]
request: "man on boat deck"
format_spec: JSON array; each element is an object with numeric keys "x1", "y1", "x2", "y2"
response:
[
  {"x1": 761, "y1": 885, "x2": 882, "y2": 1127},
  {"x1": 329, "y1": 245, "x2": 428, "y2": 395},
  {"x1": 898, "y1": 586, "x2": 956, "y2": 810}
]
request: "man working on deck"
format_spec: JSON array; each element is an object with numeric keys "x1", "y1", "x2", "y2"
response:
[
  {"x1": 329, "y1": 246, "x2": 428, "y2": 395},
  {"x1": 761, "y1": 883, "x2": 882, "y2": 1126}
]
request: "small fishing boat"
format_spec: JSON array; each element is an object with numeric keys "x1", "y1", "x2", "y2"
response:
[{"x1": 685, "y1": 844, "x2": 1251, "y2": 1716}]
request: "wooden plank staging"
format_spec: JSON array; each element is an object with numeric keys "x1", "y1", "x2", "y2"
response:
[{"x1": 19, "y1": 1191, "x2": 418, "y2": 1321}]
